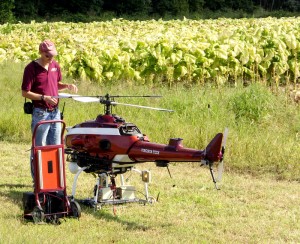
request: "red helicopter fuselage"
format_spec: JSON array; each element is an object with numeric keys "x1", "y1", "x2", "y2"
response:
[{"x1": 65, "y1": 114, "x2": 223, "y2": 173}]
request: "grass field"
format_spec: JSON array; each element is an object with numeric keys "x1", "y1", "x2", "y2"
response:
[
  {"x1": 0, "y1": 60, "x2": 299, "y2": 242},
  {"x1": 1, "y1": 61, "x2": 299, "y2": 180},
  {"x1": 0, "y1": 142, "x2": 299, "y2": 243}
]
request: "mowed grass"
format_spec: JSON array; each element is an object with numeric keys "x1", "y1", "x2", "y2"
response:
[{"x1": 0, "y1": 142, "x2": 299, "y2": 243}]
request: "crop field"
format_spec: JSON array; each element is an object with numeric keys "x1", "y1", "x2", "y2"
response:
[{"x1": 0, "y1": 17, "x2": 300, "y2": 85}]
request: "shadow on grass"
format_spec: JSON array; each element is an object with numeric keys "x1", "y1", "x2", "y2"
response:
[
  {"x1": 0, "y1": 184, "x2": 168, "y2": 229},
  {"x1": 0, "y1": 183, "x2": 31, "y2": 208},
  {"x1": 96, "y1": 210, "x2": 151, "y2": 231},
  {"x1": 78, "y1": 203, "x2": 153, "y2": 231}
]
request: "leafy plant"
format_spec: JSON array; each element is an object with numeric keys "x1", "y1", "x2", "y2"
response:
[
  {"x1": 229, "y1": 84, "x2": 275, "y2": 122},
  {"x1": 0, "y1": 0, "x2": 15, "y2": 24},
  {"x1": 1, "y1": 18, "x2": 300, "y2": 85}
]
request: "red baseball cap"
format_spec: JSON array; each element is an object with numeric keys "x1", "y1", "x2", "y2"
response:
[{"x1": 39, "y1": 40, "x2": 57, "y2": 56}]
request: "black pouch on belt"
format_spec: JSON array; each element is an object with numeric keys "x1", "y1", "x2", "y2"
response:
[{"x1": 24, "y1": 98, "x2": 33, "y2": 114}]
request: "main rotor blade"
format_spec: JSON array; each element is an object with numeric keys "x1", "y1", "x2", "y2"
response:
[
  {"x1": 57, "y1": 93, "x2": 162, "y2": 99},
  {"x1": 56, "y1": 93, "x2": 170, "y2": 108},
  {"x1": 56, "y1": 93, "x2": 80, "y2": 98},
  {"x1": 110, "y1": 95, "x2": 162, "y2": 98},
  {"x1": 110, "y1": 101, "x2": 174, "y2": 112},
  {"x1": 56, "y1": 93, "x2": 100, "y2": 102},
  {"x1": 72, "y1": 97, "x2": 100, "y2": 103},
  {"x1": 57, "y1": 93, "x2": 162, "y2": 100}
]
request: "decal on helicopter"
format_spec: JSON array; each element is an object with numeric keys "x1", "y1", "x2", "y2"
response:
[{"x1": 141, "y1": 148, "x2": 160, "y2": 155}]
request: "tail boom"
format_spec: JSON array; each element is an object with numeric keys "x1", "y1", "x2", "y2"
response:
[{"x1": 127, "y1": 133, "x2": 223, "y2": 163}]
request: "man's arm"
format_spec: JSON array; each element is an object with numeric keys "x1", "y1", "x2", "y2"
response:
[
  {"x1": 22, "y1": 90, "x2": 43, "y2": 100},
  {"x1": 58, "y1": 82, "x2": 78, "y2": 93},
  {"x1": 22, "y1": 90, "x2": 58, "y2": 106}
]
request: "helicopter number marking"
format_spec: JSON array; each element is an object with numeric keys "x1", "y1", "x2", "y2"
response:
[{"x1": 141, "y1": 148, "x2": 160, "y2": 155}]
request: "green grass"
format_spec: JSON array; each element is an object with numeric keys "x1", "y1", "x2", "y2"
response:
[
  {"x1": 1, "y1": 61, "x2": 299, "y2": 181},
  {"x1": 0, "y1": 61, "x2": 300, "y2": 242},
  {"x1": 0, "y1": 142, "x2": 300, "y2": 243}
]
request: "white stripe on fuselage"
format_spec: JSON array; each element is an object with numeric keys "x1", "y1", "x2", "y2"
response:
[
  {"x1": 112, "y1": 155, "x2": 135, "y2": 163},
  {"x1": 66, "y1": 127, "x2": 120, "y2": 136}
]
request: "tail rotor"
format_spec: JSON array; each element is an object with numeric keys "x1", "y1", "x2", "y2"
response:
[{"x1": 216, "y1": 127, "x2": 229, "y2": 182}]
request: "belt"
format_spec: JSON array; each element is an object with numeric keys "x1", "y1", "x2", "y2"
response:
[
  {"x1": 35, "y1": 107, "x2": 58, "y2": 112},
  {"x1": 46, "y1": 107, "x2": 58, "y2": 112}
]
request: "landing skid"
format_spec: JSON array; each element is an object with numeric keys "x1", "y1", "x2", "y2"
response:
[
  {"x1": 70, "y1": 166, "x2": 155, "y2": 210},
  {"x1": 78, "y1": 198, "x2": 151, "y2": 210}
]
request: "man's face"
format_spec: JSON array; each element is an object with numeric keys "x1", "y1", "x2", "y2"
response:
[{"x1": 40, "y1": 51, "x2": 54, "y2": 63}]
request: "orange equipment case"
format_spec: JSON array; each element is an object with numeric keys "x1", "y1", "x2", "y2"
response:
[{"x1": 23, "y1": 120, "x2": 81, "y2": 223}]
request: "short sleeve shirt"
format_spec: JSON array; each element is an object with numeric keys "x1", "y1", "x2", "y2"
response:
[{"x1": 22, "y1": 60, "x2": 62, "y2": 109}]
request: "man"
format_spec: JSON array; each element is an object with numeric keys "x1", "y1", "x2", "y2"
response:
[{"x1": 21, "y1": 39, "x2": 78, "y2": 178}]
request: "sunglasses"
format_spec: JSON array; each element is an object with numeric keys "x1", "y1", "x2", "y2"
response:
[{"x1": 45, "y1": 54, "x2": 53, "y2": 58}]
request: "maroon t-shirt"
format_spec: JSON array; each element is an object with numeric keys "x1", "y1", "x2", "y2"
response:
[{"x1": 22, "y1": 60, "x2": 62, "y2": 110}]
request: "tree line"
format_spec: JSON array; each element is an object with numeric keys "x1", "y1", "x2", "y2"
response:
[{"x1": 1, "y1": 0, "x2": 300, "y2": 23}]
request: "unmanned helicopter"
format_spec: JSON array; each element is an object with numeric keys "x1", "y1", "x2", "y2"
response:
[{"x1": 57, "y1": 93, "x2": 228, "y2": 208}]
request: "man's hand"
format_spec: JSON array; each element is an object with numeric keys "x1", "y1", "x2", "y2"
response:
[
  {"x1": 67, "y1": 84, "x2": 78, "y2": 93},
  {"x1": 44, "y1": 96, "x2": 58, "y2": 105}
]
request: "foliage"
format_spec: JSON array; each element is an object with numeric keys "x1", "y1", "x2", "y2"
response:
[
  {"x1": 0, "y1": 18, "x2": 300, "y2": 86},
  {"x1": 151, "y1": 0, "x2": 190, "y2": 17},
  {"x1": 105, "y1": 0, "x2": 151, "y2": 15},
  {"x1": 229, "y1": 84, "x2": 275, "y2": 122},
  {"x1": 256, "y1": 0, "x2": 300, "y2": 12},
  {"x1": 9, "y1": 0, "x2": 300, "y2": 22},
  {"x1": 188, "y1": 0, "x2": 205, "y2": 13},
  {"x1": 0, "y1": 0, "x2": 15, "y2": 24}
]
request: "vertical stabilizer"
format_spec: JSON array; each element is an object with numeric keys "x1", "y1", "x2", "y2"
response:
[{"x1": 204, "y1": 133, "x2": 223, "y2": 162}]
